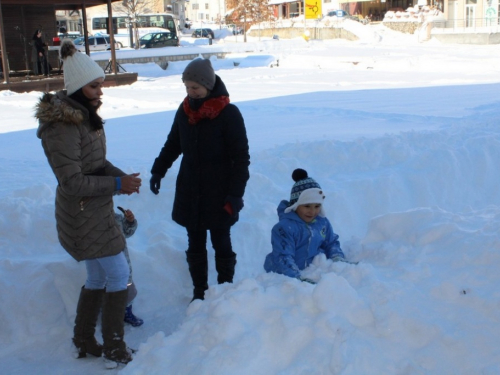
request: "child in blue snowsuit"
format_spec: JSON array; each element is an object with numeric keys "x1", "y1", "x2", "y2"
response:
[
  {"x1": 115, "y1": 206, "x2": 144, "y2": 326},
  {"x1": 264, "y1": 168, "x2": 346, "y2": 281}
]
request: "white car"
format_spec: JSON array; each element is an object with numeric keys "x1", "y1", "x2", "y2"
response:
[{"x1": 73, "y1": 35, "x2": 121, "y2": 52}]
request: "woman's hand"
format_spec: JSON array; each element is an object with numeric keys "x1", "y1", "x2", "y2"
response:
[{"x1": 120, "y1": 173, "x2": 142, "y2": 195}]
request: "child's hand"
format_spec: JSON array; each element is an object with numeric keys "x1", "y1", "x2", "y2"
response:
[
  {"x1": 124, "y1": 210, "x2": 135, "y2": 222},
  {"x1": 117, "y1": 206, "x2": 135, "y2": 222}
]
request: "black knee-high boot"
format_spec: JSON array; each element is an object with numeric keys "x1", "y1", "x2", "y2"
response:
[
  {"x1": 73, "y1": 287, "x2": 104, "y2": 358},
  {"x1": 186, "y1": 251, "x2": 208, "y2": 301},
  {"x1": 215, "y1": 252, "x2": 237, "y2": 284},
  {"x1": 101, "y1": 289, "x2": 132, "y2": 364}
]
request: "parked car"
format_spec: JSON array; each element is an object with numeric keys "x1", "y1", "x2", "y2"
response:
[
  {"x1": 58, "y1": 32, "x2": 82, "y2": 40},
  {"x1": 73, "y1": 35, "x2": 121, "y2": 52},
  {"x1": 52, "y1": 32, "x2": 82, "y2": 46},
  {"x1": 232, "y1": 26, "x2": 244, "y2": 35},
  {"x1": 136, "y1": 31, "x2": 179, "y2": 48},
  {"x1": 327, "y1": 10, "x2": 346, "y2": 17},
  {"x1": 191, "y1": 28, "x2": 214, "y2": 39},
  {"x1": 326, "y1": 10, "x2": 362, "y2": 23}
]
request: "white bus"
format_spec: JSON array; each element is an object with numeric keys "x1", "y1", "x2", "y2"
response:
[{"x1": 89, "y1": 13, "x2": 178, "y2": 47}]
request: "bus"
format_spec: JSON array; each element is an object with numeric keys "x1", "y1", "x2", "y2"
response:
[{"x1": 89, "y1": 13, "x2": 178, "y2": 47}]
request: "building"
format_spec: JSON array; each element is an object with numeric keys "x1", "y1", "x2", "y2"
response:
[
  {"x1": 85, "y1": 0, "x2": 166, "y2": 24},
  {"x1": 267, "y1": 0, "x2": 500, "y2": 27},
  {"x1": 56, "y1": 10, "x2": 83, "y2": 33},
  {"x1": 182, "y1": 0, "x2": 227, "y2": 28}
]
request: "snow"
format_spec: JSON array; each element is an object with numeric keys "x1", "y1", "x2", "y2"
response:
[{"x1": 2, "y1": 24, "x2": 500, "y2": 374}]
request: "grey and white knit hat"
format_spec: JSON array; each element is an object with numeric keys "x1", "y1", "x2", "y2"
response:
[
  {"x1": 284, "y1": 168, "x2": 326, "y2": 216},
  {"x1": 60, "y1": 39, "x2": 105, "y2": 95},
  {"x1": 182, "y1": 58, "x2": 216, "y2": 90}
]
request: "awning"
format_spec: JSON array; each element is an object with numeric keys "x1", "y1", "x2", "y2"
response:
[{"x1": 268, "y1": 0, "x2": 300, "y2": 5}]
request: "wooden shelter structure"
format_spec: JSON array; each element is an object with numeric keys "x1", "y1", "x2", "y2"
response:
[{"x1": 0, "y1": 0, "x2": 137, "y2": 92}]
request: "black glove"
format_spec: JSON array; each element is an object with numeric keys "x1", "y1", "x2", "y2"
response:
[
  {"x1": 299, "y1": 277, "x2": 317, "y2": 285},
  {"x1": 150, "y1": 174, "x2": 162, "y2": 195},
  {"x1": 224, "y1": 195, "x2": 244, "y2": 218},
  {"x1": 331, "y1": 256, "x2": 359, "y2": 265}
]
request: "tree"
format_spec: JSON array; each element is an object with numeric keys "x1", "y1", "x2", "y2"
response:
[
  {"x1": 114, "y1": 0, "x2": 161, "y2": 49},
  {"x1": 226, "y1": 0, "x2": 273, "y2": 42}
]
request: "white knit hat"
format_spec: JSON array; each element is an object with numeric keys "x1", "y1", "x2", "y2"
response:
[
  {"x1": 60, "y1": 39, "x2": 105, "y2": 95},
  {"x1": 284, "y1": 169, "x2": 326, "y2": 216},
  {"x1": 284, "y1": 188, "x2": 326, "y2": 216}
]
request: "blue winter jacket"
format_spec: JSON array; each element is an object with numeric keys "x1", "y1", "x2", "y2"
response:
[{"x1": 264, "y1": 200, "x2": 344, "y2": 278}]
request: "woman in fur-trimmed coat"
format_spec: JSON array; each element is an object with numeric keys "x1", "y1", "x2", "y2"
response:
[
  {"x1": 34, "y1": 39, "x2": 141, "y2": 366},
  {"x1": 36, "y1": 92, "x2": 127, "y2": 261}
]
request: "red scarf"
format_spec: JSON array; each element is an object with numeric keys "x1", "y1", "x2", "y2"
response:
[{"x1": 183, "y1": 96, "x2": 230, "y2": 125}]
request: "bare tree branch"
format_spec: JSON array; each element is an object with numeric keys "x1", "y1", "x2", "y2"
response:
[{"x1": 114, "y1": 0, "x2": 161, "y2": 48}]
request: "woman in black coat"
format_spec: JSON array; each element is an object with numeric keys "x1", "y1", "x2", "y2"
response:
[{"x1": 150, "y1": 58, "x2": 250, "y2": 301}]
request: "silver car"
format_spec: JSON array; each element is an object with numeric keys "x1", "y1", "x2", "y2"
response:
[{"x1": 73, "y1": 35, "x2": 121, "y2": 52}]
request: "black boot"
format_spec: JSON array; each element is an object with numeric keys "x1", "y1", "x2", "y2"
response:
[
  {"x1": 101, "y1": 289, "x2": 132, "y2": 364},
  {"x1": 216, "y1": 252, "x2": 237, "y2": 284},
  {"x1": 73, "y1": 287, "x2": 104, "y2": 358},
  {"x1": 186, "y1": 251, "x2": 208, "y2": 301}
]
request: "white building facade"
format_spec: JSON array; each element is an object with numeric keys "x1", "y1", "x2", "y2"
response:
[{"x1": 182, "y1": 0, "x2": 227, "y2": 27}]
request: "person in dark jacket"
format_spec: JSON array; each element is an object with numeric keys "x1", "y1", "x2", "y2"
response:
[
  {"x1": 34, "y1": 39, "x2": 142, "y2": 366},
  {"x1": 150, "y1": 58, "x2": 250, "y2": 302},
  {"x1": 31, "y1": 29, "x2": 49, "y2": 76}
]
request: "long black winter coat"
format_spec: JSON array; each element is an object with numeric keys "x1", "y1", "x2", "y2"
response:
[
  {"x1": 33, "y1": 36, "x2": 46, "y2": 56},
  {"x1": 151, "y1": 75, "x2": 250, "y2": 230}
]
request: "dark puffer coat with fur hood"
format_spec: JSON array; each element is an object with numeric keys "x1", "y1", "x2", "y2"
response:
[{"x1": 35, "y1": 91, "x2": 126, "y2": 261}]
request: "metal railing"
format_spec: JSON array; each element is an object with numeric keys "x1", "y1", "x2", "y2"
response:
[{"x1": 431, "y1": 17, "x2": 500, "y2": 33}]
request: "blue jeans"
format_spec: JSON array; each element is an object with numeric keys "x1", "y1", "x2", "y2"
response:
[{"x1": 84, "y1": 251, "x2": 130, "y2": 292}]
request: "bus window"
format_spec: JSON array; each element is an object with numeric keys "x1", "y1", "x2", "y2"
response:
[
  {"x1": 90, "y1": 13, "x2": 177, "y2": 38},
  {"x1": 92, "y1": 17, "x2": 107, "y2": 31}
]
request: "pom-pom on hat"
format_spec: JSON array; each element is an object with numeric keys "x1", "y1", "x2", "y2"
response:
[
  {"x1": 182, "y1": 58, "x2": 216, "y2": 90},
  {"x1": 284, "y1": 168, "x2": 326, "y2": 216},
  {"x1": 60, "y1": 39, "x2": 105, "y2": 95}
]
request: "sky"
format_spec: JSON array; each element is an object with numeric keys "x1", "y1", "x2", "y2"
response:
[{"x1": 1, "y1": 21, "x2": 500, "y2": 374}]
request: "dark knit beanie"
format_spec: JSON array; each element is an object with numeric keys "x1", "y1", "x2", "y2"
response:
[
  {"x1": 284, "y1": 168, "x2": 326, "y2": 216},
  {"x1": 289, "y1": 169, "x2": 322, "y2": 204},
  {"x1": 182, "y1": 58, "x2": 216, "y2": 90}
]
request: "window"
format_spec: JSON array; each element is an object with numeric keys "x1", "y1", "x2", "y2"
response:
[
  {"x1": 465, "y1": 0, "x2": 477, "y2": 27},
  {"x1": 93, "y1": 17, "x2": 107, "y2": 30},
  {"x1": 167, "y1": 20, "x2": 175, "y2": 29}
]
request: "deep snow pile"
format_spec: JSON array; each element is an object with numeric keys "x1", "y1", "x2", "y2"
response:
[{"x1": 1, "y1": 30, "x2": 500, "y2": 374}]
